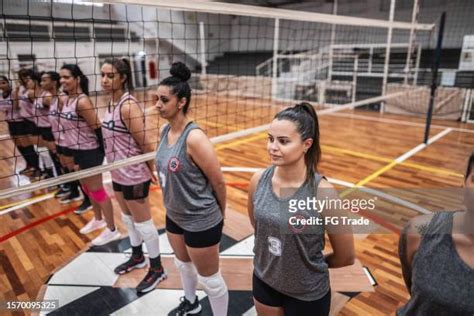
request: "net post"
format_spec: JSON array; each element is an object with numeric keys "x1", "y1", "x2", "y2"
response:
[
  {"x1": 404, "y1": 0, "x2": 419, "y2": 85},
  {"x1": 352, "y1": 55, "x2": 358, "y2": 103},
  {"x1": 381, "y1": 0, "x2": 396, "y2": 113},
  {"x1": 199, "y1": 21, "x2": 207, "y2": 75},
  {"x1": 423, "y1": 12, "x2": 446, "y2": 144},
  {"x1": 271, "y1": 18, "x2": 280, "y2": 100}
]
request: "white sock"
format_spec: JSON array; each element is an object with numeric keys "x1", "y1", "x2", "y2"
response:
[
  {"x1": 38, "y1": 147, "x2": 53, "y2": 170},
  {"x1": 198, "y1": 271, "x2": 228, "y2": 316},
  {"x1": 135, "y1": 219, "x2": 161, "y2": 259},
  {"x1": 121, "y1": 214, "x2": 142, "y2": 247},
  {"x1": 175, "y1": 257, "x2": 198, "y2": 303}
]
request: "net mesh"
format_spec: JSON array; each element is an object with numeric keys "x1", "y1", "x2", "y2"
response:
[{"x1": 0, "y1": 0, "x2": 437, "y2": 199}]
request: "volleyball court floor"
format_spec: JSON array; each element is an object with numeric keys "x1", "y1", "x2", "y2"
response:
[{"x1": 0, "y1": 92, "x2": 473, "y2": 315}]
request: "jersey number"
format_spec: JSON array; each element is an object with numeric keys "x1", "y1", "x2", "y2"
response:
[{"x1": 268, "y1": 236, "x2": 282, "y2": 256}]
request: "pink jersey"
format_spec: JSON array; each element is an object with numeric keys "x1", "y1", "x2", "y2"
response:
[
  {"x1": 102, "y1": 92, "x2": 151, "y2": 185},
  {"x1": 47, "y1": 95, "x2": 60, "y2": 144},
  {"x1": 34, "y1": 91, "x2": 51, "y2": 128},
  {"x1": 18, "y1": 86, "x2": 35, "y2": 121},
  {"x1": 58, "y1": 94, "x2": 99, "y2": 150},
  {"x1": 0, "y1": 92, "x2": 22, "y2": 122}
]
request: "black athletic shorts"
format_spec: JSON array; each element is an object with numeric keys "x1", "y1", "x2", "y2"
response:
[
  {"x1": 112, "y1": 180, "x2": 151, "y2": 200},
  {"x1": 56, "y1": 145, "x2": 74, "y2": 157},
  {"x1": 71, "y1": 148, "x2": 104, "y2": 170},
  {"x1": 166, "y1": 216, "x2": 223, "y2": 248},
  {"x1": 24, "y1": 119, "x2": 40, "y2": 136},
  {"x1": 7, "y1": 121, "x2": 24, "y2": 137},
  {"x1": 252, "y1": 272, "x2": 331, "y2": 316},
  {"x1": 38, "y1": 127, "x2": 55, "y2": 142}
]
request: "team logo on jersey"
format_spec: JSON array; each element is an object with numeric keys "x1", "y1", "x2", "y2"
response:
[
  {"x1": 168, "y1": 157, "x2": 181, "y2": 173},
  {"x1": 288, "y1": 214, "x2": 307, "y2": 234},
  {"x1": 106, "y1": 120, "x2": 115, "y2": 129},
  {"x1": 66, "y1": 112, "x2": 73, "y2": 120}
]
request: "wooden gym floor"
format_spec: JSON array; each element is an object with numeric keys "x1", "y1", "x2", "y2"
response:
[{"x1": 0, "y1": 93, "x2": 473, "y2": 315}]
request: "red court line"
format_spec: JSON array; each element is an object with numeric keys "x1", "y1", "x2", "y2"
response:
[
  {"x1": 0, "y1": 206, "x2": 77, "y2": 243},
  {"x1": 0, "y1": 182, "x2": 248, "y2": 243}
]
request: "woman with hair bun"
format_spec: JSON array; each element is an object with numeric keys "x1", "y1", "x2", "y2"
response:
[
  {"x1": 100, "y1": 58, "x2": 165, "y2": 293},
  {"x1": 155, "y1": 62, "x2": 228, "y2": 316},
  {"x1": 248, "y1": 103, "x2": 355, "y2": 316}
]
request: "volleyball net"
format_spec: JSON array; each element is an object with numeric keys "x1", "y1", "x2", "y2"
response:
[{"x1": 0, "y1": 0, "x2": 441, "y2": 200}]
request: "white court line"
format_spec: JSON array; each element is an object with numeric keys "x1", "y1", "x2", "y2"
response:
[
  {"x1": 329, "y1": 112, "x2": 474, "y2": 134},
  {"x1": 396, "y1": 128, "x2": 452, "y2": 163}
]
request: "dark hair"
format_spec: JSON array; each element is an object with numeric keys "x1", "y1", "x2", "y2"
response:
[
  {"x1": 42, "y1": 71, "x2": 60, "y2": 90},
  {"x1": 0, "y1": 75, "x2": 10, "y2": 87},
  {"x1": 274, "y1": 102, "x2": 321, "y2": 182},
  {"x1": 103, "y1": 57, "x2": 134, "y2": 91},
  {"x1": 159, "y1": 62, "x2": 192, "y2": 114},
  {"x1": 60, "y1": 64, "x2": 89, "y2": 95},
  {"x1": 0, "y1": 76, "x2": 11, "y2": 94},
  {"x1": 18, "y1": 68, "x2": 40, "y2": 84},
  {"x1": 466, "y1": 152, "x2": 474, "y2": 181}
]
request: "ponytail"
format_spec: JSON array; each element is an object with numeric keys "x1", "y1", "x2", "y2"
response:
[
  {"x1": 274, "y1": 102, "x2": 321, "y2": 182},
  {"x1": 60, "y1": 64, "x2": 89, "y2": 95},
  {"x1": 103, "y1": 57, "x2": 134, "y2": 91}
]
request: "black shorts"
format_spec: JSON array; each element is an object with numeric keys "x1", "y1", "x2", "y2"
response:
[
  {"x1": 7, "y1": 121, "x2": 24, "y2": 137},
  {"x1": 72, "y1": 148, "x2": 104, "y2": 170},
  {"x1": 252, "y1": 273, "x2": 331, "y2": 316},
  {"x1": 23, "y1": 119, "x2": 40, "y2": 136},
  {"x1": 112, "y1": 180, "x2": 151, "y2": 200},
  {"x1": 38, "y1": 127, "x2": 55, "y2": 142},
  {"x1": 56, "y1": 145, "x2": 74, "y2": 157},
  {"x1": 166, "y1": 216, "x2": 223, "y2": 248}
]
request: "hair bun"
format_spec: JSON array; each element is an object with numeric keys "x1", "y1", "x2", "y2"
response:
[{"x1": 170, "y1": 62, "x2": 191, "y2": 82}]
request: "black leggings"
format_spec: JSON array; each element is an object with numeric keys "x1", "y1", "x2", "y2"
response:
[{"x1": 253, "y1": 272, "x2": 331, "y2": 316}]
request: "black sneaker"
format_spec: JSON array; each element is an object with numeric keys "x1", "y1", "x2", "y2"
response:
[
  {"x1": 175, "y1": 296, "x2": 202, "y2": 315},
  {"x1": 74, "y1": 198, "x2": 92, "y2": 214},
  {"x1": 55, "y1": 187, "x2": 71, "y2": 198},
  {"x1": 59, "y1": 189, "x2": 82, "y2": 204},
  {"x1": 114, "y1": 255, "x2": 147, "y2": 275},
  {"x1": 136, "y1": 266, "x2": 167, "y2": 293}
]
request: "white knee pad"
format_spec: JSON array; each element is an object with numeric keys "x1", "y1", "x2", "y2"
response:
[
  {"x1": 135, "y1": 219, "x2": 159, "y2": 240},
  {"x1": 121, "y1": 213, "x2": 134, "y2": 229},
  {"x1": 121, "y1": 213, "x2": 142, "y2": 246},
  {"x1": 174, "y1": 257, "x2": 197, "y2": 276},
  {"x1": 198, "y1": 271, "x2": 228, "y2": 298}
]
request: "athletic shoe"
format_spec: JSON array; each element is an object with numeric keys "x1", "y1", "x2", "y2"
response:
[
  {"x1": 114, "y1": 255, "x2": 147, "y2": 275},
  {"x1": 54, "y1": 187, "x2": 71, "y2": 198},
  {"x1": 91, "y1": 228, "x2": 121, "y2": 246},
  {"x1": 175, "y1": 296, "x2": 202, "y2": 315},
  {"x1": 80, "y1": 218, "x2": 106, "y2": 234},
  {"x1": 60, "y1": 189, "x2": 82, "y2": 204},
  {"x1": 136, "y1": 266, "x2": 167, "y2": 293},
  {"x1": 19, "y1": 166, "x2": 36, "y2": 176},
  {"x1": 74, "y1": 198, "x2": 92, "y2": 215}
]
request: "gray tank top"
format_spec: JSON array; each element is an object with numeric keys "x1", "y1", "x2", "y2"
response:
[
  {"x1": 155, "y1": 122, "x2": 222, "y2": 232},
  {"x1": 253, "y1": 166, "x2": 330, "y2": 301},
  {"x1": 397, "y1": 211, "x2": 474, "y2": 316}
]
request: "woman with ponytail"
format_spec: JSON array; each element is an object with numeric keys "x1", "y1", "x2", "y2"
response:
[
  {"x1": 100, "y1": 58, "x2": 165, "y2": 293},
  {"x1": 248, "y1": 102, "x2": 355, "y2": 315},
  {"x1": 155, "y1": 62, "x2": 228, "y2": 316},
  {"x1": 59, "y1": 64, "x2": 119, "y2": 246}
]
